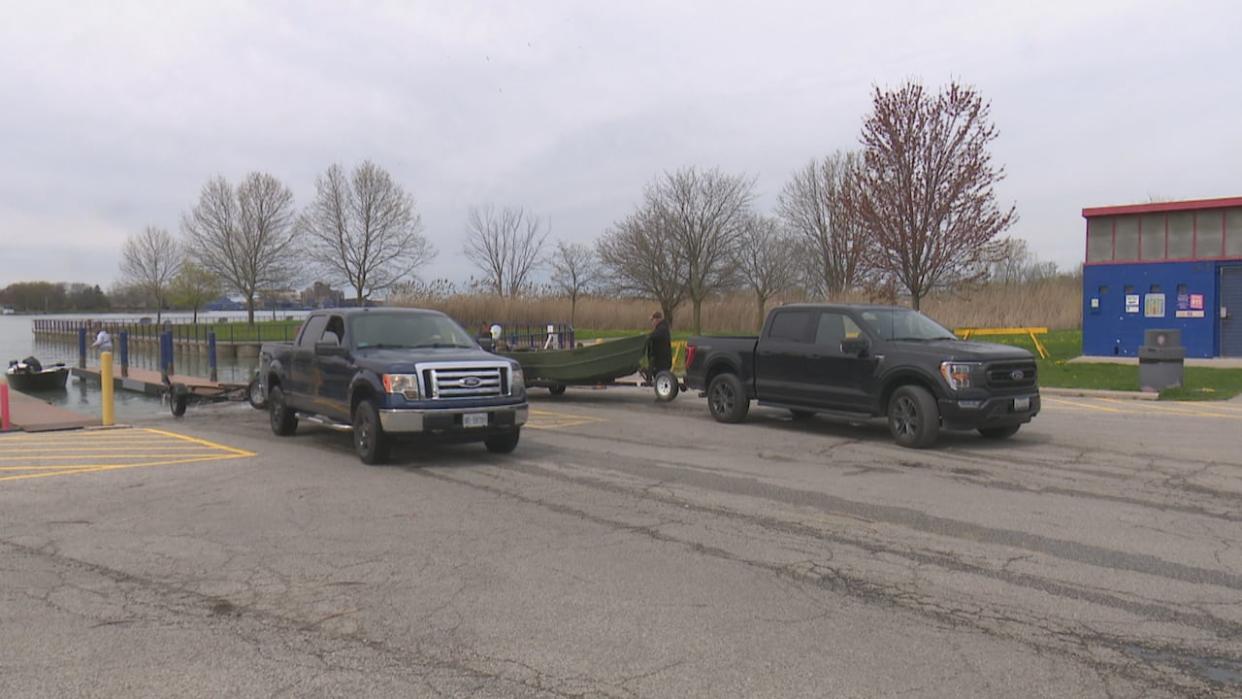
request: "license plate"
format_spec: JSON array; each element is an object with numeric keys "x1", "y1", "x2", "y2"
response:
[
  {"x1": 1013, "y1": 397, "x2": 1031, "y2": 412},
  {"x1": 463, "y1": 413, "x2": 488, "y2": 429}
]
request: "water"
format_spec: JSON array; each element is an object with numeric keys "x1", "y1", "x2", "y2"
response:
[{"x1": 1, "y1": 311, "x2": 309, "y2": 420}]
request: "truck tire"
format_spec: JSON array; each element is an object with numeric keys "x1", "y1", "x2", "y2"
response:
[
  {"x1": 979, "y1": 425, "x2": 1021, "y2": 440},
  {"x1": 353, "y1": 399, "x2": 390, "y2": 465},
  {"x1": 268, "y1": 386, "x2": 298, "y2": 436},
  {"x1": 548, "y1": 384, "x2": 567, "y2": 397},
  {"x1": 888, "y1": 385, "x2": 939, "y2": 448},
  {"x1": 707, "y1": 373, "x2": 749, "y2": 423},
  {"x1": 654, "y1": 370, "x2": 679, "y2": 402},
  {"x1": 485, "y1": 428, "x2": 521, "y2": 454}
]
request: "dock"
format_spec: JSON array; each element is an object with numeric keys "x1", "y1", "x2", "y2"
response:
[
  {"x1": 70, "y1": 364, "x2": 242, "y2": 397},
  {"x1": 0, "y1": 379, "x2": 98, "y2": 432}
]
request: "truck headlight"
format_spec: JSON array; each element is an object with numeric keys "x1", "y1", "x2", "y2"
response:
[
  {"x1": 939, "y1": 362, "x2": 980, "y2": 391},
  {"x1": 382, "y1": 373, "x2": 420, "y2": 399},
  {"x1": 510, "y1": 365, "x2": 525, "y2": 393}
]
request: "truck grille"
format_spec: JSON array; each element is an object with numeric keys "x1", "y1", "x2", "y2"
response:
[
  {"x1": 986, "y1": 361, "x2": 1037, "y2": 389},
  {"x1": 422, "y1": 365, "x2": 508, "y2": 399}
]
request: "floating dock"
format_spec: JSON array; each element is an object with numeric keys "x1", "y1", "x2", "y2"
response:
[{"x1": 0, "y1": 379, "x2": 97, "y2": 433}]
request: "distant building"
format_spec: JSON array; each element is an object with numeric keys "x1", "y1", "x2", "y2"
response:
[
  {"x1": 1082, "y1": 196, "x2": 1242, "y2": 357},
  {"x1": 301, "y1": 282, "x2": 346, "y2": 309}
]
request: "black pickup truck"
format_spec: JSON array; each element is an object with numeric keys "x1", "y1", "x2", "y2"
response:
[
  {"x1": 259, "y1": 307, "x2": 528, "y2": 464},
  {"x1": 685, "y1": 304, "x2": 1039, "y2": 448}
]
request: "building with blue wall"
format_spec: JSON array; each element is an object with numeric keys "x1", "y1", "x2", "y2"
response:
[{"x1": 1082, "y1": 196, "x2": 1242, "y2": 358}]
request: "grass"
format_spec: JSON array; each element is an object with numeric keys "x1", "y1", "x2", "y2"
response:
[{"x1": 980, "y1": 329, "x2": 1242, "y2": 401}]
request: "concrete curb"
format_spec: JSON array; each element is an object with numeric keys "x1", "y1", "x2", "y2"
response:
[{"x1": 1040, "y1": 387, "x2": 1159, "y2": 401}]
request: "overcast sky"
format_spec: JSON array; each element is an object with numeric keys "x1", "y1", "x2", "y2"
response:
[{"x1": 1, "y1": 1, "x2": 1240, "y2": 290}]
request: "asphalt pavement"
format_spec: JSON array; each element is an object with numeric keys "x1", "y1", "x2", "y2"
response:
[{"x1": 2, "y1": 388, "x2": 1241, "y2": 697}]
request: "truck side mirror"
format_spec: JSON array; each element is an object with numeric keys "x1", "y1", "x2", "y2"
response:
[{"x1": 840, "y1": 338, "x2": 869, "y2": 357}]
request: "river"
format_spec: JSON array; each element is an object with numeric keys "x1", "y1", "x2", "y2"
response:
[{"x1": 1, "y1": 311, "x2": 309, "y2": 419}]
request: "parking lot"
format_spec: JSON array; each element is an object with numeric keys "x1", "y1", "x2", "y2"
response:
[{"x1": 2, "y1": 391, "x2": 1241, "y2": 697}]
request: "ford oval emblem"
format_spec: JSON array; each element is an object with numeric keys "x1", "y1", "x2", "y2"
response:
[
  {"x1": 1009, "y1": 369, "x2": 1025, "y2": 381},
  {"x1": 462, "y1": 376, "x2": 481, "y2": 387}
]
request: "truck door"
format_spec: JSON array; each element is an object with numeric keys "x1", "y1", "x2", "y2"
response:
[
  {"x1": 289, "y1": 315, "x2": 328, "y2": 408},
  {"x1": 755, "y1": 309, "x2": 814, "y2": 405},
  {"x1": 316, "y1": 315, "x2": 351, "y2": 420},
  {"x1": 807, "y1": 310, "x2": 876, "y2": 411}
]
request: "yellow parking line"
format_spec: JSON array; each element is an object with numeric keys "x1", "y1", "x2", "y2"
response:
[
  {"x1": 1043, "y1": 397, "x2": 1126, "y2": 413},
  {"x1": 0, "y1": 453, "x2": 252, "y2": 483},
  {"x1": 1098, "y1": 398, "x2": 1242, "y2": 419},
  {"x1": 142, "y1": 428, "x2": 256, "y2": 456}
]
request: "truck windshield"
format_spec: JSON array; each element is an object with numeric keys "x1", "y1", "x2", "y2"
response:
[
  {"x1": 858, "y1": 309, "x2": 958, "y2": 342},
  {"x1": 350, "y1": 313, "x2": 477, "y2": 350}
]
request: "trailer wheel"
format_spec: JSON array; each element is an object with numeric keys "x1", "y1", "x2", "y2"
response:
[
  {"x1": 548, "y1": 384, "x2": 567, "y2": 397},
  {"x1": 170, "y1": 392, "x2": 187, "y2": 418},
  {"x1": 247, "y1": 378, "x2": 267, "y2": 409},
  {"x1": 654, "y1": 370, "x2": 679, "y2": 402}
]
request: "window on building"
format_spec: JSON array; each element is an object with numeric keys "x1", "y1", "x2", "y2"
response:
[
  {"x1": 1167, "y1": 212, "x2": 1194, "y2": 258},
  {"x1": 1227, "y1": 209, "x2": 1242, "y2": 257},
  {"x1": 1140, "y1": 214, "x2": 1165, "y2": 260},
  {"x1": 1086, "y1": 217, "x2": 1113, "y2": 262},
  {"x1": 1196, "y1": 210, "x2": 1223, "y2": 258},
  {"x1": 1114, "y1": 216, "x2": 1139, "y2": 260}
]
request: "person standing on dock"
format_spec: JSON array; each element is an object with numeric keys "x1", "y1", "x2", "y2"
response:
[{"x1": 90, "y1": 323, "x2": 113, "y2": 357}]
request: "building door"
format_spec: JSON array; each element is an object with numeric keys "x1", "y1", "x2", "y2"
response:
[{"x1": 1222, "y1": 266, "x2": 1242, "y2": 357}]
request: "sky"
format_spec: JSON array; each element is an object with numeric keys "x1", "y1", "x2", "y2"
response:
[{"x1": 1, "y1": 0, "x2": 1240, "y2": 290}]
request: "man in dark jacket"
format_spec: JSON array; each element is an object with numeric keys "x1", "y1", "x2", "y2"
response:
[{"x1": 648, "y1": 311, "x2": 672, "y2": 374}]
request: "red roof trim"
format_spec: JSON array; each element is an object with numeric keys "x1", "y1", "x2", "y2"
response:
[{"x1": 1082, "y1": 196, "x2": 1242, "y2": 218}]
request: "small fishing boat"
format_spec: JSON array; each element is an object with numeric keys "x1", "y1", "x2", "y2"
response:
[{"x1": 5, "y1": 357, "x2": 69, "y2": 392}]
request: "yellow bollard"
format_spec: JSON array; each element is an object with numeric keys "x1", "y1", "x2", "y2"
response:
[{"x1": 100, "y1": 351, "x2": 115, "y2": 427}]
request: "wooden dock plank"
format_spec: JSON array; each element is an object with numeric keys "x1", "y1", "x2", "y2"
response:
[{"x1": 0, "y1": 379, "x2": 98, "y2": 433}]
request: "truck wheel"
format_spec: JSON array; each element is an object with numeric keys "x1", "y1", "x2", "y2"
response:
[
  {"x1": 654, "y1": 370, "x2": 679, "y2": 402},
  {"x1": 707, "y1": 373, "x2": 749, "y2": 423},
  {"x1": 485, "y1": 428, "x2": 521, "y2": 454},
  {"x1": 268, "y1": 386, "x2": 298, "y2": 436},
  {"x1": 353, "y1": 400, "x2": 390, "y2": 465},
  {"x1": 548, "y1": 384, "x2": 567, "y2": 397},
  {"x1": 979, "y1": 425, "x2": 1020, "y2": 440},
  {"x1": 888, "y1": 385, "x2": 939, "y2": 448}
]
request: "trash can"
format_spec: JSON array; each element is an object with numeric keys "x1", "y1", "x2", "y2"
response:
[{"x1": 1138, "y1": 328, "x2": 1184, "y2": 392}]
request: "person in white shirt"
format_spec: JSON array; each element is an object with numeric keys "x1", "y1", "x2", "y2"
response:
[{"x1": 91, "y1": 324, "x2": 113, "y2": 355}]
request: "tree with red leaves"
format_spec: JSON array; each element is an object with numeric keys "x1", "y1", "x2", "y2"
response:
[{"x1": 849, "y1": 81, "x2": 1016, "y2": 310}]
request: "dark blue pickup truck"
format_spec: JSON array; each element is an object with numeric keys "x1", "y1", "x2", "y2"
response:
[{"x1": 259, "y1": 307, "x2": 528, "y2": 464}]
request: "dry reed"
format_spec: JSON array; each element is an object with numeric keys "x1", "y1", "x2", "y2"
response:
[{"x1": 396, "y1": 276, "x2": 1081, "y2": 333}]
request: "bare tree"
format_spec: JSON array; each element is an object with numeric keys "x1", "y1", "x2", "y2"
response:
[
  {"x1": 549, "y1": 240, "x2": 599, "y2": 327},
  {"x1": 119, "y1": 226, "x2": 180, "y2": 323},
  {"x1": 597, "y1": 204, "x2": 685, "y2": 326},
  {"x1": 848, "y1": 80, "x2": 1016, "y2": 310},
  {"x1": 301, "y1": 161, "x2": 435, "y2": 304},
  {"x1": 182, "y1": 173, "x2": 300, "y2": 324},
  {"x1": 169, "y1": 260, "x2": 221, "y2": 324},
  {"x1": 736, "y1": 215, "x2": 798, "y2": 330},
  {"x1": 648, "y1": 167, "x2": 754, "y2": 334},
  {"x1": 777, "y1": 151, "x2": 870, "y2": 298},
  {"x1": 463, "y1": 205, "x2": 550, "y2": 297}
]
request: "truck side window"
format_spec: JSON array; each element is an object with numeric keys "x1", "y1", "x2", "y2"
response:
[
  {"x1": 298, "y1": 316, "x2": 329, "y2": 348},
  {"x1": 767, "y1": 311, "x2": 812, "y2": 342},
  {"x1": 814, "y1": 313, "x2": 863, "y2": 351},
  {"x1": 322, "y1": 316, "x2": 345, "y2": 346}
]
